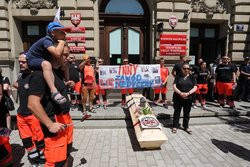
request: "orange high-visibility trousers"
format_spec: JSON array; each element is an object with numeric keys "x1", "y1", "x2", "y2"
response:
[
  {"x1": 44, "y1": 113, "x2": 73, "y2": 167},
  {"x1": 196, "y1": 84, "x2": 208, "y2": 94},
  {"x1": 17, "y1": 114, "x2": 44, "y2": 151}
]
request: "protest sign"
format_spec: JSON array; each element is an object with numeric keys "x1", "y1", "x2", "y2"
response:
[{"x1": 99, "y1": 64, "x2": 161, "y2": 89}]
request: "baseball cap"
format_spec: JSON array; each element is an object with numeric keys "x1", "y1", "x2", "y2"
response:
[
  {"x1": 83, "y1": 54, "x2": 90, "y2": 60},
  {"x1": 47, "y1": 22, "x2": 64, "y2": 33}
]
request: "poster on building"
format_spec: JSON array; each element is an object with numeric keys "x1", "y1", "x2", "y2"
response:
[
  {"x1": 99, "y1": 64, "x2": 161, "y2": 89},
  {"x1": 160, "y1": 34, "x2": 187, "y2": 44},
  {"x1": 160, "y1": 45, "x2": 186, "y2": 56},
  {"x1": 160, "y1": 33, "x2": 187, "y2": 56}
]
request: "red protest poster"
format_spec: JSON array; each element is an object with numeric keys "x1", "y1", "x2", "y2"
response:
[
  {"x1": 160, "y1": 45, "x2": 186, "y2": 56},
  {"x1": 66, "y1": 36, "x2": 85, "y2": 43},
  {"x1": 69, "y1": 46, "x2": 86, "y2": 53},
  {"x1": 160, "y1": 34, "x2": 187, "y2": 45},
  {"x1": 64, "y1": 27, "x2": 85, "y2": 33}
]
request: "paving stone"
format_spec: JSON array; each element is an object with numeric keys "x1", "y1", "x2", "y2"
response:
[{"x1": 9, "y1": 124, "x2": 250, "y2": 167}]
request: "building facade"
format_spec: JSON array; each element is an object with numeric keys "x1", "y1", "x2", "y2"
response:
[{"x1": 0, "y1": 0, "x2": 250, "y2": 83}]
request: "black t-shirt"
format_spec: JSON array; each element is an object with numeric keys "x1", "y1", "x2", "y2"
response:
[
  {"x1": 69, "y1": 63, "x2": 80, "y2": 83},
  {"x1": 173, "y1": 63, "x2": 183, "y2": 77},
  {"x1": 28, "y1": 71, "x2": 70, "y2": 117},
  {"x1": 0, "y1": 76, "x2": 8, "y2": 113},
  {"x1": 242, "y1": 65, "x2": 250, "y2": 74},
  {"x1": 174, "y1": 75, "x2": 197, "y2": 92},
  {"x1": 28, "y1": 71, "x2": 70, "y2": 137},
  {"x1": 216, "y1": 64, "x2": 234, "y2": 82},
  {"x1": 230, "y1": 63, "x2": 238, "y2": 73},
  {"x1": 191, "y1": 65, "x2": 200, "y2": 76},
  {"x1": 1, "y1": 76, "x2": 10, "y2": 97},
  {"x1": 197, "y1": 69, "x2": 209, "y2": 84},
  {"x1": 0, "y1": 78, "x2": 7, "y2": 128},
  {"x1": 17, "y1": 72, "x2": 32, "y2": 116}
]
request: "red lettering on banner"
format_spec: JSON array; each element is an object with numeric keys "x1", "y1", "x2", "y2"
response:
[
  {"x1": 100, "y1": 78, "x2": 114, "y2": 88},
  {"x1": 133, "y1": 64, "x2": 139, "y2": 75},
  {"x1": 120, "y1": 65, "x2": 139, "y2": 75},
  {"x1": 122, "y1": 65, "x2": 131, "y2": 75}
]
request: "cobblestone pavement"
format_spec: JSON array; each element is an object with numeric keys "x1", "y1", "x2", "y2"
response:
[{"x1": 10, "y1": 124, "x2": 250, "y2": 167}]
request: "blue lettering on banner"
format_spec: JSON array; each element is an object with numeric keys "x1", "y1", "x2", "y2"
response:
[{"x1": 114, "y1": 74, "x2": 157, "y2": 88}]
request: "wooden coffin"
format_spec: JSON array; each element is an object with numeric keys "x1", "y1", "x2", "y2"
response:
[{"x1": 126, "y1": 94, "x2": 168, "y2": 149}]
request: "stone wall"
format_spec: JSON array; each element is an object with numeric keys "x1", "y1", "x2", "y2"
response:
[
  {"x1": 229, "y1": 0, "x2": 250, "y2": 61},
  {"x1": 0, "y1": 0, "x2": 11, "y2": 63}
]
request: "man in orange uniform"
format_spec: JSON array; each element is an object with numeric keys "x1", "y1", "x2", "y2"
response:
[
  {"x1": 14, "y1": 52, "x2": 45, "y2": 166},
  {"x1": 121, "y1": 59, "x2": 134, "y2": 108},
  {"x1": 28, "y1": 46, "x2": 73, "y2": 167},
  {"x1": 79, "y1": 54, "x2": 96, "y2": 113},
  {"x1": 215, "y1": 55, "x2": 237, "y2": 110},
  {"x1": 154, "y1": 58, "x2": 169, "y2": 108}
]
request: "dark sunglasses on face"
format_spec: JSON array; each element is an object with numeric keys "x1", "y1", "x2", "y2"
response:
[
  {"x1": 183, "y1": 68, "x2": 190, "y2": 70},
  {"x1": 55, "y1": 30, "x2": 66, "y2": 34},
  {"x1": 19, "y1": 61, "x2": 27, "y2": 64}
]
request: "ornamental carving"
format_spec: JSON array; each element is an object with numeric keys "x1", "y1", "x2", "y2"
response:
[
  {"x1": 191, "y1": 0, "x2": 226, "y2": 14},
  {"x1": 14, "y1": 0, "x2": 57, "y2": 9}
]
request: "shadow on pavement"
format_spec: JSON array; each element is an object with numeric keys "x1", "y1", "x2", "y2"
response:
[
  {"x1": 211, "y1": 139, "x2": 250, "y2": 161},
  {"x1": 74, "y1": 157, "x2": 87, "y2": 167},
  {"x1": 106, "y1": 101, "x2": 121, "y2": 107},
  {"x1": 11, "y1": 144, "x2": 25, "y2": 167}
]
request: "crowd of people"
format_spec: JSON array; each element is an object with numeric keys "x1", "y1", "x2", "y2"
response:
[{"x1": 0, "y1": 20, "x2": 250, "y2": 166}]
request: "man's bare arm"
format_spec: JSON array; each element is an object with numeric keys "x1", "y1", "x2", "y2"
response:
[
  {"x1": 47, "y1": 40, "x2": 65, "y2": 59},
  {"x1": 28, "y1": 94, "x2": 65, "y2": 133}
]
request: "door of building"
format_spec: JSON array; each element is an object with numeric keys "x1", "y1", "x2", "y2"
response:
[
  {"x1": 22, "y1": 21, "x2": 49, "y2": 52},
  {"x1": 189, "y1": 24, "x2": 226, "y2": 65},
  {"x1": 99, "y1": 0, "x2": 150, "y2": 65},
  {"x1": 104, "y1": 23, "x2": 145, "y2": 65}
]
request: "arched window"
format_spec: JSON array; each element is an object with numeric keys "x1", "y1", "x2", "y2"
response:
[{"x1": 104, "y1": 0, "x2": 144, "y2": 15}]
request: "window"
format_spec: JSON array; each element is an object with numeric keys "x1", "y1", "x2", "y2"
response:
[
  {"x1": 205, "y1": 28, "x2": 215, "y2": 38},
  {"x1": 109, "y1": 28, "x2": 122, "y2": 56},
  {"x1": 128, "y1": 28, "x2": 140, "y2": 55},
  {"x1": 190, "y1": 28, "x2": 199, "y2": 37},
  {"x1": 105, "y1": 0, "x2": 144, "y2": 15},
  {"x1": 27, "y1": 25, "x2": 39, "y2": 36}
]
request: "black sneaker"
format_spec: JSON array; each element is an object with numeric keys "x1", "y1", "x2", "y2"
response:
[
  {"x1": 163, "y1": 104, "x2": 168, "y2": 109},
  {"x1": 230, "y1": 106, "x2": 236, "y2": 110}
]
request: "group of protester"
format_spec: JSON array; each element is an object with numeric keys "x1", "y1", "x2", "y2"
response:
[{"x1": 0, "y1": 20, "x2": 250, "y2": 166}]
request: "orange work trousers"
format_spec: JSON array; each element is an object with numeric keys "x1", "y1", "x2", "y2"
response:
[
  {"x1": 44, "y1": 113, "x2": 73, "y2": 167},
  {"x1": 17, "y1": 114, "x2": 44, "y2": 151}
]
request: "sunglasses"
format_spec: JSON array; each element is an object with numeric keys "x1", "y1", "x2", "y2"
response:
[
  {"x1": 19, "y1": 61, "x2": 27, "y2": 64},
  {"x1": 55, "y1": 30, "x2": 66, "y2": 34},
  {"x1": 183, "y1": 68, "x2": 190, "y2": 70}
]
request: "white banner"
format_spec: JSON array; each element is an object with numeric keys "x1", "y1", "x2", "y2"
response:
[{"x1": 99, "y1": 64, "x2": 161, "y2": 89}]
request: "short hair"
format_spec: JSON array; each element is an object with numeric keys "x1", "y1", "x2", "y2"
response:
[
  {"x1": 200, "y1": 61, "x2": 206, "y2": 65},
  {"x1": 182, "y1": 62, "x2": 190, "y2": 68},
  {"x1": 19, "y1": 52, "x2": 25, "y2": 55},
  {"x1": 180, "y1": 55, "x2": 186, "y2": 60}
]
